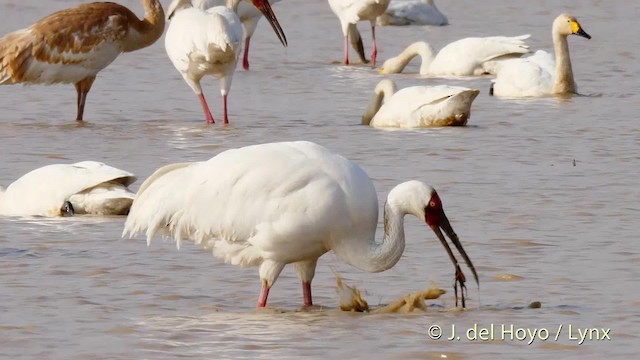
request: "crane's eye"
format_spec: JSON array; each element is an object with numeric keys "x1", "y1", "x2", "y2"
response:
[{"x1": 429, "y1": 201, "x2": 436, "y2": 207}]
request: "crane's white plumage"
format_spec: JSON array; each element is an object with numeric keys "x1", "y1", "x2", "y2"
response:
[
  {"x1": 380, "y1": 35, "x2": 531, "y2": 76},
  {"x1": 123, "y1": 141, "x2": 478, "y2": 308},
  {"x1": 166, "y1": 0, "x2": 243, "y2": 124},
  {"x1": 362, "y1": 79, "x2": 480, "y2": 128},
  {"x1": 377, "y1": 0, "x2": 448, "y2": 26},
  {"x1": 195, "y1": 0, "x2": 283, "y2": 70},
  {"x1": 0, "y1": 161, "x2": 136, "y2": 217},
  {"x1": 328, "y1": 0, "x2": 391, "y2": 66},
  {"x1": 491, "y1": 14, "x2": 591, "y2": 98}
]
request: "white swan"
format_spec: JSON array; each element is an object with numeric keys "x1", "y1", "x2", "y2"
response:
[
  {"x1": 490, "y1": 14, "x2": 591, "y2": 97},
  {"x1": 362, "y1": 79, "x2": 480, "y2": 128},
  {"x1": 377, "y1": 0, "x2": 448, "y2": 26},
  {"x1": 379, "y1": 35, "x2": 531, "y2": 76},
  {"x1": 0, "y1": 161, "x2": 136, "y2": 217}
]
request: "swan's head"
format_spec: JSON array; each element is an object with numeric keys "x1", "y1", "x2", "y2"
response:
[
  {"x1": 554, "y1": 14, "x2": 591, "y2": 39},
  {"x1": 379, "y1": 56, "x2": 405, "y2": 74},
  {"x1": 388, "y1": 181, "x2": 479, "y2": 301},
  {"x1": 60, "y1": 201, "x2": 75, "y2": 217}
]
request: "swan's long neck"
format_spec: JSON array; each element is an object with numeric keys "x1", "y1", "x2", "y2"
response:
[
  {"x1": 340, "y1": 202, "x2": 407, "y2": 273},
  {"x1": 551, "y1": 30, "x2": 576, "y2": 94},
  {"x1": 124, "y1": 0, "x2": 165, "y2": 52},
  {"x1": 361, "y1": 80, "x2": 397, "y2": 125},
  {"x1": 386, "y1": 42, "x2": 436, "y2": 74}
]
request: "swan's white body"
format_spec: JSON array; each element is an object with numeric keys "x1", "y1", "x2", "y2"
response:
[
  {"x1": 491, "y1": 14, "x2": 591, "y2": 98},
  {"x1": 379, "y1": 35, "x2": 531, "y2": 76},
  {"x1": 362, "y1": 79, "x2": 480, "y2": 128},
  {"x1": 377, "y1": 0, "x2": 448, "y2": 26},
  {"x1": 195, "y1": 0, "x2": 283, "y2": 70},
  {"x1": 0, "y1": 161, "x2": 136, "y2": 217},
  {"x1": 123, "y1": 141, "x2": 478, "y2": 307},
  {"x1": 328, "y1": 0, "x2": 391, "y2": 66},
  {"x1": 165, "y1": 0, "x2": 243, "y2": 124}
]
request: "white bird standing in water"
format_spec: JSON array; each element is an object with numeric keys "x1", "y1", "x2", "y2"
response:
[
  {"x1": 379, "y1": 35, "x2": 531, "y2": 76},
  {"x1": 123, "y1": 141, "x2": 478, "y2": 308},
  {"x1": 0, "y1": 0, "x2": 165, "y2": 121},
  {"x1": 362, "y1": 79, "x2": 480, "y2": 128},
  {"x1": 194, "y1": 0, "x2": 283, "y2": 70},
  {"x1": 328, "y1": 0, "x2": 391, "y2": 66},
  {"x1": 165, "y1": 0, "x2": 287, "y2": 124},
  {"x1": 0, "y1": 161, "x2": 136, "y2": 217}
]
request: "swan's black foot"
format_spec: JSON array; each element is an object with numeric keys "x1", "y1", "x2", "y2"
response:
[
  {"x1": 60, "y1": 201, "x2": 75, "y2": 217},
  {"x1": 453, "y1": 264, "x2": 468, "y2": 308}
]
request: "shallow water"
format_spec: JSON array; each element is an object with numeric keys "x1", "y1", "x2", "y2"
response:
[{"x1": 1, "y1": 0, "x2": 639, "y2": 359}]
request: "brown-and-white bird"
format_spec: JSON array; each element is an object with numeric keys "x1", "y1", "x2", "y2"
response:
[{"x1": 0, "y1": 0, "x2": 165, "y2": 121}]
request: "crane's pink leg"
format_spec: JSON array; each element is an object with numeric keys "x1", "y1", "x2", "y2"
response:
[
  {"x1": 257, "y1": 281, "x2": 270, "y2": 307},
  {"x1": 343, "y1": 36, "x2": 349, "y2": 65},
  {"x1": 222, "y1": 94, "x2": 229, "y2": 125},
  {"x1": 370, "y1": 25, "x2": 377, "y2": 67},
  {"x1": 197, "y1": 93, "x2": 215, "y2": 124},
  {"x1": 302, "y1": 282, "x2": 312, "y2": 306},
  {"x1": 242, "y1": 37, "x2": 251, "y2": 70}
]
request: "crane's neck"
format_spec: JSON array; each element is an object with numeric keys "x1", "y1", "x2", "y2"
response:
[
  {"x1": 551, "y1": 30, "x2": 576, "y2": 94},
  {"x1": 337, "y1": 202, "x2": 407, "y2": 273},
  {"x1": 361, "y1": 80, "x2": 397, "y2": 125},
  {"x1": 123, "y1": 0, "x2": 165, "y2": 52}
]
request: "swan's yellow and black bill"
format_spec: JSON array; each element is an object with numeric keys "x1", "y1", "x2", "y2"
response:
[
  {"x1": 570, "y1": 20, "x2": 591, "y2": 39},
  {"x1": 250, "y1": 0, "x2": 288, "y2": 47}
]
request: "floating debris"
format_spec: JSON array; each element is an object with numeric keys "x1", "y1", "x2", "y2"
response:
[{"x1": 335, "y1": 272, "x2": 445, "y2": 313}]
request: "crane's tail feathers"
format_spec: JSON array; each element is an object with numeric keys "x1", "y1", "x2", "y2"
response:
[{"x1": 0, "y1": 29, "x2": 34, "y2": 84}]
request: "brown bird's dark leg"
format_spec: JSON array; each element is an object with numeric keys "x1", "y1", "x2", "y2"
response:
[{"x1": 74, "y1": 76, "x2": 96, "y2": 121}]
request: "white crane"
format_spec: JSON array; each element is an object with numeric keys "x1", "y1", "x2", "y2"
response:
[
  {"x1": 165, "y1": 0, "x2": 287, "y2": 124},
  {"x1": 123, "y1": 141, "x2": 478, "y2": 308},
  {"x1": 194, "y1": 0, "x2": 283, "y2": 70},
  {"x1": 328, "y1": 0, "x2": 391, "y2": 66}
]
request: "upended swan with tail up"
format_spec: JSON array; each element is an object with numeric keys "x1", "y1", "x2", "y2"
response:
[
  {"x1": 0, "y1": 161, "x2": 136, "y2": 217},
  {"x1": 123, "y1": 141, "x2": 479, "y2": 308},
  {"x1": 377, "y1": 0, "x2": 448, "y2": 27},
  {"x1": 379, "y1": 35, "x2": 530, "y2": 76},
  {"x1": 490, "y1": 14, "x2": 591, "y2": 97},
  {"x1": 362, "y1": 79, "x2": 479, "y2": 128}
]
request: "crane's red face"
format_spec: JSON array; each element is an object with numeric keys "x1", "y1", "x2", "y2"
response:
[
  {"x1": 424, "y1": 191, "x2": 479, "y2": 290},
  {"x1": 248, "y1": 0, "x2": 288, "y2": 47}
]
